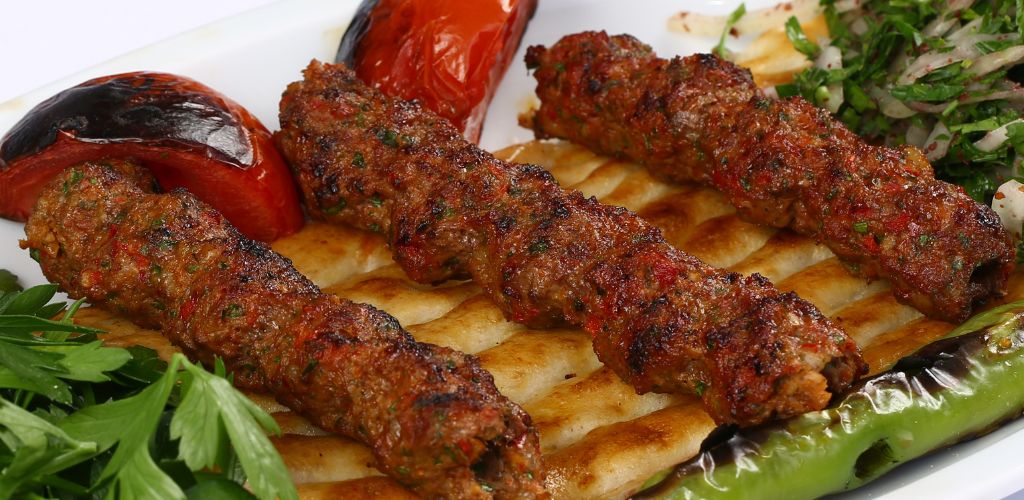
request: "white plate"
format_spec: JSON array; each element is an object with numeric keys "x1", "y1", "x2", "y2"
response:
[{"x1": 1, "y1": 0, "x2": 1022, "y2": 498}]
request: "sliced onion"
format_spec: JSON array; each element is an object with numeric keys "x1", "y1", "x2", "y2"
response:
[
  {"x1": 922, "y1": 121, "x2": 952, "y2": 161},
  {"x1": 896, "y1": 35, "x2": 1012, "y2": 84},
  {"x1": 967, "y1": 86, "x2": 1024, "y2": 104},
  {"x1": 946, "y1": 0, "x2": 977, "y2": 10},
  {"x1": 974, "y1": 118, "x2": 1024, "y2": 152},
  {"x1": 967, "y1": 45, "x2": 1024, "y2": 78},
  {"x1": 966, "y1": 81, "x2": 989, "y2": 92},
  {"x1": 870, "y1": 86, "x2": 918, "y2": 118},
  {"x1": 913, "y1": 93, "x2": 1024, "y2": 113},
  {"x1": 850, "y1": 16, "x2": 869, "y2": 36},
  {"x1": 926, "y1": 0, "x2": 978, "y2": 36},
  {"x1": 922, "y1": 0, "x2": 976, "y2": 38},
  {"x1": 962, "y1": 33, "x2": 1016, "y2": 44},
  {"x1": 992, "y1": 179, "x2": 1024, "y2": 240},
  {"x1": 668, "y1": 0, "x2": 821, "y2": 37},
  {"x1": 923, "y1": 17, "x2": 959, "y2": 38},
  {"x1": 815, "y1": 45, "x2": 842, "y2": 70},
  {"x1": 906, "y1": 101, "x2": 951, "y2": 113},
  {"x1": 899, "y1": 53, "x2": 968, "y2": 85},
  {"x1": 815, "y1": 45, "x2": 845, "y2": 112},
  {"x1": 905, "y1": 122, "x2": 931, "y2": 148},
  {"x1": 958, "y1": 81, "x2": 1024, "y2": 107},
  {"x1": 833, "y1": 0, "x2": 863, "y2": 13},
  {"x1": 948, "y1": 17, "x2": 983, "y2": 42}
]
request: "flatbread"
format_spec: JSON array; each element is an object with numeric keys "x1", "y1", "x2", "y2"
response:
[{"x1": 76, "y1": 140, "x2": 1020, "y2": 498}]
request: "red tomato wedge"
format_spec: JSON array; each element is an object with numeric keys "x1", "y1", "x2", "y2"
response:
[
  {"x1": 0, "y1": 72, "x2": 304, "y2": 242},
  {"x1": 337, "y1": 0, "x2": 538, "y2": 143}
]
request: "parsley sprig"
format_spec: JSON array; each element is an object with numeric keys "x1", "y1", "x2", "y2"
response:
[
  {"x1": 715, "y1": 3, "x2": 748, "y2": 59},
  {"x1": 0, "y1": 271, "x2": 297, "y2": 499},
  {"x1": 778, "y1": 0, "x2": 1024, "y2": 202}
]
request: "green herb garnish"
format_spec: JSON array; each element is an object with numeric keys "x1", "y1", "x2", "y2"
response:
[
  {"x1": 780, "y1": 0, "x2": 1024, "y2": 202},
  {"x1": 0, "y1": 273, "x2": 297, "y2": 499},
  {"x1": 714, "y1": 3, "x2": 747, "y2": 59},
  {"x1": 785, "y1": 16, "x2": 820, "y2": 58}
]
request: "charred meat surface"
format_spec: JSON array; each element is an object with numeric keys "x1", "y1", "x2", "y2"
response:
[
  {"x1": 275, "y1": 61, "x2": 866, "y2": 427},
  {"x1": 523, "y1": 31, "x2": 1015, "y2": 324},
  {"x1": 22, "y1": 161, "x2": 545, "y2": 499}
]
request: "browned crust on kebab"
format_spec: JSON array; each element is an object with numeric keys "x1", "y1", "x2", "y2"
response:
[
  {"x1": 523, "y1": 31, "x2": 1015, "y2": 324},
  {"x1": 21, "y1": 161, "x2": 545, "y2": 499},
  {"x1": 275, "y1": 61, "x2": 866, "y2": 427}
]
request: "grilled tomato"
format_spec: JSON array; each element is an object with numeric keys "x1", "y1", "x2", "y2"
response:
[
  {"x1": 0, "y1": 72, "x2": 304, "y2": 242},
  {"x1": 337, "y1": 0, "x2": 537, "y2": 142}
]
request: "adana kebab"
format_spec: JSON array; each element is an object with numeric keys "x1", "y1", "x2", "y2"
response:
[
  {"x1": 523, "y1": 31, "x2": 1015, "y2": 324},
  {"x1": 275, "y1": 62, "x2": 867, "y2": 427},
  {"x1": 21, "y1": 161, "x2": 545, "y2": 499}
]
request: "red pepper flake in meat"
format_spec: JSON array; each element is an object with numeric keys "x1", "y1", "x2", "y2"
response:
[
  {"x1": 524, "y1": 31, "x2": 1014, "y2": 323},
  {"x1": 276, "y1": 61, "x2": 867, "y2": 427},
  {"x1": 23, "y1": 161, "x2": 544, "y2": 498}
]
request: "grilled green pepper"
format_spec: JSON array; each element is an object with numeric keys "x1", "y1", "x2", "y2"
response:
[{"x1": 633, "y1": 301, "x2": 1024, "y2": 499}]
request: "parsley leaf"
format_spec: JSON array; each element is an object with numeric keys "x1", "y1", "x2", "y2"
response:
[
  {"x1": 0, "y1": 270, "x2": 19, "y2": 294},
  {"x1": 714, "y1": 3, "x2": 747, "y2": 59},
  {"x1": 889, "y1": 83, "x2": 965, "y2": 102},
  {"x1": 0, "y1": 398, "x2": 97, "y2": 497},
  {"x1": 3, "y1": 284, "x2": 57, "y2": 316},
  {"x1": 785, "y1": 16, "x2": 820, "y2": 58},
  {"x1": 53, "y1": 341, "x2": 133, "y2": 382},
  {"x1": 780, "y1": 0, "x2": 1024, "y2": 203},
  {"x1": 0, "y1": 341, "x2": 71, "y2": 403},
  {"x1": 0, "y1": 273, "x2": 296, "y2": 499},
  {"x1": 60, "y1": 361, "x2": 178, "y2": 480},
  {"x1": 112, "y1": 446, "x2": 187, "y2": 499},
  {"x1": 0, "y1": 314, "x2": 100, "y2": 337},
  {"x1": 175, "y1": 357, "x2": 297, "y2": 500},
  {"x1": 186, "y1": 477, "x2": 256, "y2": 498},
  {"x1": 112, "y1": 345, "x2": 167, "y2": 385}
]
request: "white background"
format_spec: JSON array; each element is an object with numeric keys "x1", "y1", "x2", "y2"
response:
[
  {"x1": 2, "y1": 1, "x2": 1024, "y2": 498},
  {"x1": 0, "y1": 1, "x2": 276, "y2": 103}
]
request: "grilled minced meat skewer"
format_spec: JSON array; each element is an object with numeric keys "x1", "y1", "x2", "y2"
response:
[
  {"x1": 275, "y1": 62, "x2": 866, "y2": 427},
  {"x1": 22, "y1": 161, "x2": 545, "y2": 499},
  {"x1": 523, "y1": 31, "x2": 1015, "y2": 324}
]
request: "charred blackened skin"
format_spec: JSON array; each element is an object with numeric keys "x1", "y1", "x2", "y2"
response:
[
  {"x1": 523, "y1": 31, "x2": 1015, "y2": 324},
  {"x1": 275, "y1": 61, "x2": 867, "y2": 427},
  {"x1": 0, "y1": 73, "x2": 250, "y2": 167},
  {"x1": 0, "y1": 71, "x2": 305, "y2": 242},
  {"x1": 22, "y1": 162, "x2": 545, "y2": 499}
]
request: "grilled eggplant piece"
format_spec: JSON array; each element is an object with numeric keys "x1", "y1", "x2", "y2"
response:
[{"x1": 0, "y1": 72, "x2": 304, "y2": 242}]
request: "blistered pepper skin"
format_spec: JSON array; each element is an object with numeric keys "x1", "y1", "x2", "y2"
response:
[{"x1": 633, "y1": 302, "x2": 1024, "y2": 499}]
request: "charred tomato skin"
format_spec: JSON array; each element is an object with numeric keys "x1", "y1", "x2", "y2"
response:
[
  {"x1": 0, "y1": 71, "x2": 304, "y2": 242},
  {"x1": 337, "y1": 0, "x2": 537, "y2": 142}
]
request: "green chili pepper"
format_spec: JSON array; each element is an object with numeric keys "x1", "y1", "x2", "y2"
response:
[{"x1": 633, "y1": 301, "x2": 1024, "y2": 499}]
